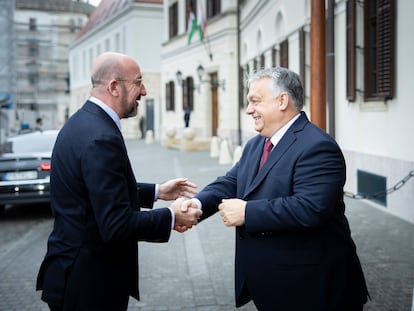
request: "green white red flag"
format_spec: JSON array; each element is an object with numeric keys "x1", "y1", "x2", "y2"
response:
[{"x1": 187, "y1": 0, "x2": 205, "y2": 45}]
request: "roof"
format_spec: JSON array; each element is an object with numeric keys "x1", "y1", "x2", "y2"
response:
[
  {"x1": 16, "y1": 0, "x2": 95, "y2": 15},
  {"x1": 76, "y1": 0, "x2": 163, "y2": 39}
]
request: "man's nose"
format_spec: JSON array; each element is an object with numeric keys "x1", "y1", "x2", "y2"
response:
[
  {"x1": 245, "y1": 103, "x2": 253, "y2": 114},
  {"x1": 141, "y1": 84, "x2": 147, "y2": 96}
]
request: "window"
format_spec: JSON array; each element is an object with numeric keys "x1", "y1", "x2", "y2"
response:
[
  {"x1": 280, "y1": 39, "x2": 289, "y2": 68},
  {"x1": 28, "y1": 41, "x2": 39, "y2": 57},
  {"x1": 346, "y1": 0, "x2": 356, "y2": 101},
  {"x1": 183, "y1": 77, "x2": 194, "y2": 110},
  {"x1": 259, "y1": 53, "x2": 265, "y2": 69},
  {"x1": 29, "y1": 18, "x2": 37, "y2": 31},
  {"x1": 165, "y1": 81, "x2": 175, "y2": 111},
  {"x1": 70, "y1": 19, "x2": 76, "y2": 32},
  {"x1": 207, "y1": 0, "x2": 220, "y2": 19},
  {"x1": 364, "y1": 0, "x2": 395, "y2": 100},
  {"x1": 28, "y1": 72, "x2": 39, "y2": 85},
  {"x1": 271, "y1": 47, "x2": 277, "y2": 67},
  {"x1": 242, "y1": 65, "x2": 249, "y2": 108},
  {"x1": 78, "y1": 18, "x2": 84, "y2": 29},
  {"x1": 115, "y1": 33, "x2": 120, "y2": 52},
  {"x1": 169, "y1": 2, "x2": 178, "y2": 39}
]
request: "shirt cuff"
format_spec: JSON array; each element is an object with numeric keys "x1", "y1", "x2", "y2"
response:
[
  {"x1": 168, "y1": 207, "x2": 174, "y2": 229},
  {"x1": 191, "y1": 198, "x2": 202, "y2": 209},
  {"x1": 154, "y1": 184, "x2": 159, "y2": 201}
]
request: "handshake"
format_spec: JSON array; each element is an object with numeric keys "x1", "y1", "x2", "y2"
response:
[
  {"x1": 171, "y1": 198, "x2": 201, "y2": 233},
  {"x1": 158, "y1": 178, "x2": 201, "y2": 233},
  {"x1": 160, "y1": 178, "x2": 247, "y2": 233}
]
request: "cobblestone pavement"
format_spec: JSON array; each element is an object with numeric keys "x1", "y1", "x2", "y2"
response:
[{"x1": 0, "y1": 139, "x2": 413, "y2": 310}]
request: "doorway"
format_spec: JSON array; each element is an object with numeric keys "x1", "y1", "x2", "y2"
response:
[{"x1": 210, "y1": 72, "x2": 218, "y2": 137}]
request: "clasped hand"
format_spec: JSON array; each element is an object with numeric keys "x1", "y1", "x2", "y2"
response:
[
  {"x1": 171, "y1": 198, "x2": 202, "y2": 233},
  {"x1": 174, "y1": 197, "x2": 247, "y2": 231},
  {"x1": 158, "y1": 178, "x2": 201, "y2": 233}
]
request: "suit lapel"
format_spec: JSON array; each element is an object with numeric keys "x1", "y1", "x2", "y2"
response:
[
  {"x1": 246, "y1": 137, "x2": 265, "y2": 184},
  {"x1": 244, "y1": 112, "x2": 308, "y2": 197}
]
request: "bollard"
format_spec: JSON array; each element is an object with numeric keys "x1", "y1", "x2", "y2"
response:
[
  {"x1": 232, "y1": 145, "x2": 242, "y2": 166},
  {"x1": 145, "y1": 130, "x2": 154, "y2": 144},
  {"x1": 210, "y1": 136, "x2": 220, "y2": 158},
  {"x1": 219, "y1": 139, "x2": 233, "y2": 165}
]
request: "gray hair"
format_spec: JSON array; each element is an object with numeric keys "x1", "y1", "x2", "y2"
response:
[{"x1": 247, "y1": 67, "x2": 304, "y2": 111}]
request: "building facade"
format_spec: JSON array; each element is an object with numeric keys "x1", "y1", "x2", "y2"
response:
[
  {"x1": 161, "y1": 0, "x2": 414, "y2": 223},
  {"x1": 0, "y1": 0, "x2": 16, "y2": 143},
  {"x1": 13, "y1": 0, "x2": 94, "y2": 132},
  {"x1": 69, "y1": 0, "x2": 164, "y2": 139},
  {"x1": 162, "y1": 0, "x2": 239, "y2": 142}
]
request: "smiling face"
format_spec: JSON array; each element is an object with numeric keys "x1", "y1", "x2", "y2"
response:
[
  {"x1": 246, "y1": 77, "x2": 287, "y2": 138},
  {"x1": 117, "y1": 59, "x2": 147, "y2": 119},
  {"x1": 90, "y1": 52, "x2": 147, "y2": 119}
]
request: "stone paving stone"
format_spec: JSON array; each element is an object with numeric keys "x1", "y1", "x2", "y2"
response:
[{"x1": 0, "y1": 139, "x2": 413, "y2": 310}]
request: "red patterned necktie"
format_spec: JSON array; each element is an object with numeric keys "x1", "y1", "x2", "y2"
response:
[{"x1": 259, "y1": 139, "x2": 273, "y2": 171}]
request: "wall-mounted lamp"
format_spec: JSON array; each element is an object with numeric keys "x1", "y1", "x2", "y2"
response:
[
  {"x1": 176, "y1": 70, "x2": 199, "y2": 93},
  {"x1": 197, "y1": 64, "x2": 225, "y2": 91},
  {"x1": 175, "y1": 66, "x2": 225, "y2": 92},
  {"x1": 175, "y1": 70, "x2": 184, "y2": 86}
]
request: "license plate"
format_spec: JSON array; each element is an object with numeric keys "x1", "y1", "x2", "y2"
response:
[{"x1": 4, "y1": 171, "x2": 38, "y2": 181}]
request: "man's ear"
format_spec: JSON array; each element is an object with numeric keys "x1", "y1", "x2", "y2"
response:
[
  {"x1": 279, "y1": 92, "x2": 289, "y2": 110},
  {"x1": 107, "y1": 79, "x2": 119, "y2": 96}
]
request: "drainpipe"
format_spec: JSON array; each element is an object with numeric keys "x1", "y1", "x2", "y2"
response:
[
  {"x1": 310, "y1": 0, "x2": 326, "y2": 130},
  {"x1": 327, "y1": 0, "x2": 335, "y2": 138},
  {"x1": 237, "y1": 0, "x2": 242, "y2": 146}
]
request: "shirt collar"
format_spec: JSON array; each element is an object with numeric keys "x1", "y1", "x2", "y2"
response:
[
  {"x1": 88, "y1": 96, "x2": 122, "y2": 131},
  {"x1": 269, "y1": 113, "x2": 300, "y2": 148}
]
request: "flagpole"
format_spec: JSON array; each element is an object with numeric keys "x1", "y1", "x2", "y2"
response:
[{"x1": 196, "y1": 0, "x2": 212, "y2": 61}]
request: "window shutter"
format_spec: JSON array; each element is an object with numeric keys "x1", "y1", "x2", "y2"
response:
[
  {"x1": 166, "y1": 81, "x2": 175, "y2": 111},
  {"x1": 183, "y1": 77, "x2": 194, "y2": 110},
  {"x1": 377, "y1": 0, "x2": 395, "y2": 99},
  {"x1": 169, "y1": 3, "x2": 178, "y2": 39},
  {"x1": 346, "y1": 0, "x2": 356, "y2": 101},
  {"x1": 165, "y1": 82, "x2": 171, "y2": 111},
  {"x1": 271, "y1": 47, "x2": 277, "y2": 67},
  {"x1": 364, "y1": 0, "x2": 395, "y2": 100},
  {"x1": 280, "y1": 39, "x2": 289, "y2": 68}
]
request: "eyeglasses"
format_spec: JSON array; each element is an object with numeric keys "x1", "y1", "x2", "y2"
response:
[{"x1": 116, "y1": 77, "x2": 144, "y2": 87}]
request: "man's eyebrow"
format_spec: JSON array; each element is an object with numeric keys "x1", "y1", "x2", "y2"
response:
[{"x1": 247, "y1": 94, "x2": 260, "y2": 101}]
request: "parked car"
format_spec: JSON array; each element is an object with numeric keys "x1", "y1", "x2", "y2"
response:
[{"x1": 0, "y1": 130, "x2": 59, "y2": 213}]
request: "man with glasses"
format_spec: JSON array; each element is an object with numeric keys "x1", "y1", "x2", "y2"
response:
[{"x1": 36, "y1": 52, "x2": 202, "y2": 311}]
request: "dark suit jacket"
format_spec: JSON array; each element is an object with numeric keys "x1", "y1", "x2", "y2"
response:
[
  {"x1": 36, "y1": 101, "x2": 172, "y2": 309},
  {"x1": 197, "y1": 112, "x2": 369, "y2": 310}
]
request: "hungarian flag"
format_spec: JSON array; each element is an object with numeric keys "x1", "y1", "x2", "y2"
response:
[{"x1": 187, "y1": 1, "x2": 205, "y2": 45}]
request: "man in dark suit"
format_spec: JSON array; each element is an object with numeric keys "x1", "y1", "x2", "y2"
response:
[
  {"x1": 182, "y1": 67, "x2": 369, "y2": 310},
  {"x1": 36, "y1": 52, "x2": 202, "y2": 311}
]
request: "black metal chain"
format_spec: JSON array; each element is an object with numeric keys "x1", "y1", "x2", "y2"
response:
[{"x1": 344, "y1": 170, "x2": 414, "y2": 200}]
